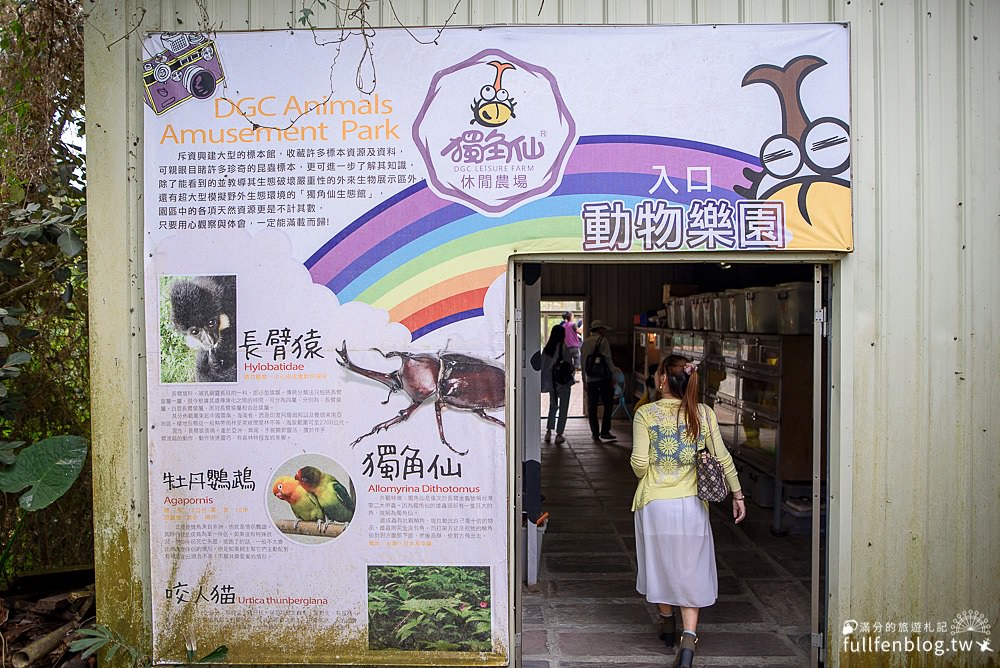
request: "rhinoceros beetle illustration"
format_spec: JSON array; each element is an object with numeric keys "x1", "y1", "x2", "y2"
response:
[{"x1": 336, "y1": 341, "x2": 505, "y2": 454}]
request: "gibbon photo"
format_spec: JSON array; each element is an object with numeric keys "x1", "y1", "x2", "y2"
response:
[{"x1": 159, "y1": 274, "x2": 237, "y2": 383}]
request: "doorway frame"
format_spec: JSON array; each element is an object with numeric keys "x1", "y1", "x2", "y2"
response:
[{"x1": 507, "y1": 252, "x2": 845, "y2": 667}]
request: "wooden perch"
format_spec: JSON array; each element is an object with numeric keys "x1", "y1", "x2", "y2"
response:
[{"x1": 273, "y1": 520, "x2": 347, "y2": 538}]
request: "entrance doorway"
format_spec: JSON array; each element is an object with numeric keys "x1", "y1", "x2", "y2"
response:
[
  {"x1": 514, "y1": 259, "x2": 831, "y2": 667},
  {"x1": 540, "y1": 300, "x2": 584, "y2": 342}
]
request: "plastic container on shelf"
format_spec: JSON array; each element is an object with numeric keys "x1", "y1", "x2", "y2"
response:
[
  {"x1": 775, "y1": 281, "x2": 813, "y2": 334},
  {"x1": 701, "y1": 293, "x2": 718, "y2": 331},
  {"x1": 727, "y1": 289, "x2": 748, "y2": 332},
  {"x1": 665, "y1": 298, "x2": 677, "y2": 329},
  {"x1": 673, "y1": 296, "x2": 690, "y2": 330},
  {"x1": 689, "y1": 294, "x2": 704, "y2": 330},
  {"x1": 744, "y1": 286, "x2": 779, "y2": 333},
  {"x1": 713, "y1": 292, "x2": 731, "y2": 332}
]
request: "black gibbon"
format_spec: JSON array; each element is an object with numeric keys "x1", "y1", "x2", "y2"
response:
[{"x1": 168, "y1": 275, "x2": 237, "y2": 382}]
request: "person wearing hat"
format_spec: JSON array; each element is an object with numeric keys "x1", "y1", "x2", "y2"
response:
[
  {"x1": 580, "y1": 319, "x2": 617, "y2": 442},
  {"x1": 561, "y1": 311, "x2": 582, "y2": 370}
]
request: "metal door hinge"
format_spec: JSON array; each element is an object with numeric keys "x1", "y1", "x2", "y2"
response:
[
  {"x1": 814, "y1": 307, "x2": 828, "y2": 337},
  {"x1": 514, "y1": 308, "x2": 523, "y2": 323},
  {"x1": 811, "y1": 632, "x2": 825, "y2": 649},
  {"x1": 514, "y1": 632, "x2": 521, "y2": 647}
]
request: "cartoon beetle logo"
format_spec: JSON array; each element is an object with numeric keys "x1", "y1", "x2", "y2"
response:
[
  {"x1": 471, "y1": 61, "x2": 517, "y2": 127},
  {"x1": 735, "y1": 55, "x2": 850, "y2": 228}
]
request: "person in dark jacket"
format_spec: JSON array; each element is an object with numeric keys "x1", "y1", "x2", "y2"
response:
[{"x1": 540, "y1": 324, "x2": 575, "y2": 444}]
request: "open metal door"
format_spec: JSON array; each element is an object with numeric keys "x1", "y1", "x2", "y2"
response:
[
  {"x1": 512, "y1": 262, "x2": 541, "y2": 667},
  {"x1": 811, "y1": 264, "x2": 830, "y2": 666},
  {"x1": 517, "y1": 263, "x2": 543, "y2": 581}
]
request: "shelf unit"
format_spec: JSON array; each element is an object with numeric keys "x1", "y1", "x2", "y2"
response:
[{"x1": 632, "y1": 327, "x2": 815, "y2": 534}]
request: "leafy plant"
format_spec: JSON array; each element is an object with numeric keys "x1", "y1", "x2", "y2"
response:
[
  {"x1": 70, "y1": 623, "x2": 228, "y2": 668},
  {"x1": 367, "y1": 566, "x2": 492, "y2": 652},
  {"x1": 0, "y1": 187, "x2": 91, "y2": 577},
  {"x1": 0, "y1": 435, "x2": 87, "y2": 579},
  {"x1": 0, "y1": 0, "x2": 92, "y2": 576},
  {"x1": 0, "y1": 435, "x2": 87, "y2": 511},
  {"x1": 70, "y1": 625, "x2": 145, "y2": 668}
]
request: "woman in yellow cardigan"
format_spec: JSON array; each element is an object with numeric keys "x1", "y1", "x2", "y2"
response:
[{"x1": 631, "y1": 355, "x2": 746, "y2": 667}]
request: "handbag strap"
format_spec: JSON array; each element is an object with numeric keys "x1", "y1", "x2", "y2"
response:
[{"x1": 697, "y1": 405, "x2": 718, "y2": 457}]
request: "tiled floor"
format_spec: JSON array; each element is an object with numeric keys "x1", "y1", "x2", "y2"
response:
[{"x1": 522, "y1": 397, "x2": 814, "y2": 667}]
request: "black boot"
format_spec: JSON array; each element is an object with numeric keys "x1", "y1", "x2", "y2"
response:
[
  {"x1": 658, "y1": 613, "x2": 676, "y2": 649},
  {"x1": 674, "y1": 631, "x2": 697, "y2": 667}
]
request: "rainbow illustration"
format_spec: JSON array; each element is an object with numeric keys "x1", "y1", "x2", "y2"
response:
[{"x1": 305, "y1": 136, "x2": 759, "y2": 340}]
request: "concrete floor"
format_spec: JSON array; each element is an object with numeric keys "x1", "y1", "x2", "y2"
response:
[{"x1": 522, "y1": 386, "x2": 814, "y2": 667}]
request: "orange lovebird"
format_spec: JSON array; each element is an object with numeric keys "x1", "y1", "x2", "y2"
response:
[{"x1": 272, "y1": 475, "x2": 324, "y2": 530}]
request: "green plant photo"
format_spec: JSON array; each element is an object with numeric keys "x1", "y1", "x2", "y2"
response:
[{"x1": 367, "y1": 565, "x2": 492, "y2": 653}]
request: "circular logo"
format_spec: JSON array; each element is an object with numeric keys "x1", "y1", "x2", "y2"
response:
[{"x1": 413, "y1": 49, "x2": 576, "y2": 216}]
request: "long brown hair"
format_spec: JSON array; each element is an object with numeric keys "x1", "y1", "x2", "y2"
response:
[
  {"x1": 542, "y1": 323, "x2": 565, "y2": 356},
  {"x1": 658, "y1": 354, "x2": 701, "y2": 440}
]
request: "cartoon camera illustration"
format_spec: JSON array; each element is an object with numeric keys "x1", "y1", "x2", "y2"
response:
[{"x1": 142, "y1": 33, "x2": 225, "y2": 116}]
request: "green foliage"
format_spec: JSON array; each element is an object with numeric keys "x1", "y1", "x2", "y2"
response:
[
  {"x1": 297, "y1": 1, "x2": 329, "y2": 27},
  {"x1": 0, "y1": 435, "x2": 87, "y2": 511},
  {"x1": 0, "y1": 440, "x2": 23, "y2": 465},
  {"x1": 0, "y1": 178, "x2": 91, "y2": 575},
  {"x1": 0, "y1": 1, "x2": 85, "y2": 197},
  {"x1": 367, "y1": 565, "x2": 493, "y2": 652},
  {"x1": 70, "y1": 624, "x2": 228, "y2": 668},
  {"x1": 0, "y1": 435, "x2": 88, "y2": 581},
  {"x1": 0, "y1": 0, "x2": 92, "y2": 577},
  {"x1": 70, "y1": 625, "x2": 145, "y2": 668}
]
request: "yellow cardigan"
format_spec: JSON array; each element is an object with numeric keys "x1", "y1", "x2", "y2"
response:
[{"x1": 630, "y1": 398, "x2": 742, "y2": 512}]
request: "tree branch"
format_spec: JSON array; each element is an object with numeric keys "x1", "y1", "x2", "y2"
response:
[{"x1": 273, "y1": 520, "x2": 347, "y2": 538}]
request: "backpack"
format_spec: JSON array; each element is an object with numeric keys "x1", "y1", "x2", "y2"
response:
[
  {"x1": 552, "y1": 344, "x2": 574, "y2": 386},
  {"x1": 584, "y1": 336, "x2": 611, "y2": 384}
]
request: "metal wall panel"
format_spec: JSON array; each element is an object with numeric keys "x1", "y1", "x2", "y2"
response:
[
  {"x1": 470, "y1": 1, "x2": 516, "y2": 25},
  {"x1": 868, "y1": 0, "x2": 925, "y2": 631},
  {"x1": 743, "y1": 0, "x2": 787, "y2": 24},
  {"x1": 838, "y1": 4, "x2": 1000, "y2": 667},
  {"x1": 522, "y1": 0, "x2": 560, "y2": 24},
  {"x1": 918, "y1": 0, "x2": 968, "y2": 625},
  {"x1": 85, "y1": 1, "x2": 149, "y2": 658},
  {"x1": 90, "y1": 2, "x2": 1000, "y2": 665},
  {"x1": 964, "y1": 0, "x2": 1000, "y2": 633},
  {"x1": 650, "y1": 0, "x2": 695, "y2": 24},
  {"x1": 605, "y1": 0, "x2": 649, "y2": 24},
  {"x1": 695, "y1": 0, "x2": 742, "y2": 23}
]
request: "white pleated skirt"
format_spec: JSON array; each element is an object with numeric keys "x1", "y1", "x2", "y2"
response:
[{"x1": 634, "y1": 496, "x2": 718, "y2": 608}]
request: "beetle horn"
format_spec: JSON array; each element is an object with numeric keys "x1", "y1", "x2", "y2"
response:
[{"x1": 336, "y1": 340, "x2": 403, "y2": 394}]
